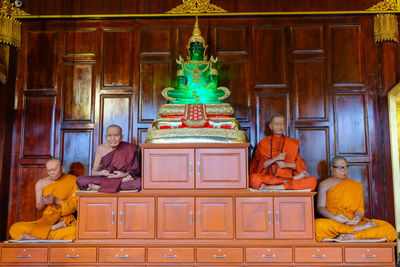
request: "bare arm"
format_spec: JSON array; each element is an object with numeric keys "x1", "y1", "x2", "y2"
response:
[
  {"x1": 91, "y1": 146, "x2": 111, "y2": 176},
  {"x1": 35, "y1": 180, "x2": 46, "y2": 210},
  {"x1": 263, "y1": 152, "x2": 286, "y2": 169},
  {"x1": 317, "y1": 183, "x2": 349, "y2": 224}
]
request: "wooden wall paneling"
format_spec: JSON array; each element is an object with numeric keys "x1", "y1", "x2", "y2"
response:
[
  {"x1": 100, "y1": 95, "x2": 133, "y2": 144},
  {"x1": 293, "y1": 59, "x2": 327, "y2": 121},
  {"x1": 22, "y1": 96, "x2": 56, "y2": 158},
  {"x1": 255, "y1": 92, "x2": 289, "y2": 142},
  {"x1": 62, "y1": 62, "x2": 95, "y2": 123},
  {"x1": 140, "y1": 28, "x2": 171, "y2": 56},
  {"x1": 65, "y1": 29, "x2": 96, "y2": 56},
  {"x1": 296, "y1": 128, "x2": 329, "y2": 180},
  {"x1": 347, "y1": 163, "x2": 372, "y2": 218},
  {"x1": 137, "y1": 128, "x2": 147, "y2": 145},
  {"x1": 139, "y1": 61, "x2": 171, "y2": 122},
  {"x1": 253, "y1": 26, "x2": 287, "y2": 88},
  {"x1": 330, "y1": 25, "x2": 364, "y2": 87},
  {"x1": 333, "y1": 93, "x2": 368, "y2": 155},
  {"x1": 61, "y1": 130, "x2": 93, "y2": 175},
  {"x1": 290, "y1": 25, "x2": 324, "y2": 54},
  {"x1": 215, "y1": 26, "x2": 248, "y2": 55},
  {"x1": 102, "y1": 29, "x2": 134, "y2": 89},
  {"x1": 26, "y1": 31, "x2": 58, "y2": 90},
  {"x1": 18, "y1": 165, "x2": 47, "y2": 222}
]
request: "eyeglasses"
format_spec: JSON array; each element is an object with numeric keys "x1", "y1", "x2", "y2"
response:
[{"x1": 332, "y1": 165, "x2": 349, "y2": 170}]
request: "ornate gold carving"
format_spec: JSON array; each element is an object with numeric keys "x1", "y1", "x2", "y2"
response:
[
  {"x1": 374, "y1": 14, "x2": 399, "y2": 42},
  {"x1": 216, "y1": 86, "x2": 231, "y2": 100},
  {"x1": 166, "y1": 0, "x2": 227, "y2": 14},
  {"x1": 205, "y1": 103, "x2": 234, "y2": 115},
  {"x1": 0, "y1": 0, "x2": 29, "y2": 49},
  {"x1": 368, "y1": 0, "x2": 399, "y2": 10},
  {"x1": 146, "y1": 127, "x2": 246, "y2": 143},
  {"x1": 157, "y1": 104, "x2": 186, "y2": 116},
  {"x1": 161, "y1": 87, "x2": 177, "y2": 102}
]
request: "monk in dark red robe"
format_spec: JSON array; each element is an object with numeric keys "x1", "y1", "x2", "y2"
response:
[
  {"x1": 76, "y1": 125, "x2": 141, "y2": 193},
  {"x1": 250, "y1": 115, "x2": 317, "y2": 190}
]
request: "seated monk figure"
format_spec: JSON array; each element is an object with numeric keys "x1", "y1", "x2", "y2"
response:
[
  {"x1": 250, "y1": 114, "x2": 317, "y2": 190},
  {"x1": 9, "y1": 158, "x2": 78, "y2": 240},
  {"x1": 315, "y1": 156, "x2": 396, "y2": 242},
  {"x1": 76, "y1": 124, "x2": 141, "y2": 193}
]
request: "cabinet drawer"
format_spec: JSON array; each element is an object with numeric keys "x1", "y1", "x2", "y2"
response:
[
  {"x1": 246, "y1": 247, "x2": 292, "y2": 263},
  {"x1": 295, "y1": 247, "x2": 342, "y2": 263},
  {"x1": 345, "y1": 247, "x2": 393, "y2": 263},
  {"x1": 148, "y1": 247, "x2": 194, "y2": 262},
  {"x1": 49, "y1": 247, "x2": 96, "y2": 263},
  {"x1": 197, "y1": 247, "x2": 243, "y2": 263},
  {"x1": 99, "y1": 247, "x2": 145, "y2": 262},
  {"x1": 1, "y1": 248, "x2": 47, "y2": 263}
]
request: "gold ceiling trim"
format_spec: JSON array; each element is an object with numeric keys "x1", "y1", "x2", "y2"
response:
[
  {"x1": 166, "y1": 0, "x2": 227, "y2": 14},
  {"x1": 368, "y1": 0, "x2": 399, "y2": 10}
]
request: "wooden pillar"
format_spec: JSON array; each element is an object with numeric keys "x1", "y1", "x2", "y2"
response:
[{"x1": 0, "y1": 43, "x2": 17, "y2": 241}]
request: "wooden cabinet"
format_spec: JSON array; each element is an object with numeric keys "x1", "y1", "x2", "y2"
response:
[
  {"x1": 246, "y1": 247, "x2": 293, "y2": 263},
  {"x1": 49, "y1": 247, "x2": 96, "y2": 263},
  {"x1": 1, "y1": 248, "x2": 47, "y2": 263},
  {"x1": 142, "y1": 143, "x2": 249, "y2": 189},
  {"x1": 157, "y1": 197, "x2": 233, "y2": 239},
  {"x1": 236, "y1": 196, "x2": 313, "y2": 239},
  {"x1": 344, "y1": 247, "x2": 394, "y2": 263},
  {"x1": 295, "y1": 247, "x2": 342, "y2": 263},
  {"x1": 78, "y1": 197, "x2": 154, "y2": 239},
  {"x1": 98, "y1": 247, "x2": 145, "y2": 263}
]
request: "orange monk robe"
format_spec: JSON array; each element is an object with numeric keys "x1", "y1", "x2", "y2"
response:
[
  {"x1": 315, "y1": 177, "x2": 396, "y2": 242},
  {"x1": 250, "y1": 134, "x2": 317, "y2": 190},
  {"x1": 9, "y1": 174, "x2": 78, "y2": 240}
]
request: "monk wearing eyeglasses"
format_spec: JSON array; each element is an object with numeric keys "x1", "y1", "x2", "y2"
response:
[
  {"x1": 250, "y1": 114, "x2": 317, "y2": 190},
  {"x1": 76, "y1": 124, "x2": 141, "y2": 193},
  {"x1": 315, "y1": 156, "x2": 396, "y2": 241}
]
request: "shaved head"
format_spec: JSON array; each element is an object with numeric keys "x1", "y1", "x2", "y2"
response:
[
  {"x1": 331, "y1": 156, "x2": 348, "y2": 167},
  {"x1": 46, "y1": 157, "x2": 63, "y2": 167},
  {"x1": 270, "y1": 114, "x2": 285, "y2": 124},
  {"x1": 106, "y1": 124, "x2": 122, "y2": 135}
]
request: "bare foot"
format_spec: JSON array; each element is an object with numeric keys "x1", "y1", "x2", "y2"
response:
[
  {"x1": 50, "y1": 221, "x2": 67, "y2": 231},
  {"x1": 260, "y1": 184, "x2": 285, "y2": 190},
  {"x1": 87, "y1": 183, "x2": 100, "y2": 191},
  {"x1": 354, "y1": 221, "x2": 377, "y2": 231},
  {"x1": 293, "y1": 171, "x2": 310, "y2": 180},
  {"x1": 17, "y1": 234, "x2": 37, "y2": 240},
  {"x1": 336, "y1": 233, "x2": 355, "y2": 241}
]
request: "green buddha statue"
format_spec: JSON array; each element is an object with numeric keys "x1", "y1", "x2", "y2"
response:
[{"x1": 161, "y1": 18, "x2": 230, "y2": 104}]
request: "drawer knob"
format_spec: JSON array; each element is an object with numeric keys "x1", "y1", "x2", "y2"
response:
[
  {"x1": 312, "y1": 254, "x2": 326, "y2": 258},
  {"x1": 164, "y1": 254, "x2": 177, "y2": 258},
  {"x1": 115, "y1": 254, "x2": 129, "y2": 258},
  {"x1": 17, "y1": 254, "x2": 31, "y2": 258},
  {"x1": 362, "y1": 254, "x2": 376, "y2": 258},
  {"x1": 213, "y1": 254, "x2": 226, "y2": 258},
  {"x1": 262, "y1": 253, "x2": 276, "y2": 258},
  {"x1": 66, "y1": 254, "x2": 80, "y2": 258}
]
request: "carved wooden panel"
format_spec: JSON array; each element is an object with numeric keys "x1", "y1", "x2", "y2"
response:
[
  {"x1": 253, "y1": 26, "x2": 286, "y2": 86},
  {"x1": 215, "y1": 26, "x2": 248, "y2": 54},
  {"x1": 218, "y1": 60, "x2": 249, "y2": 121},
  {"x1": 139, "y1": 62, "x2": 171, "y2": 122},
  {"x1": 330, "y1": 25, "x2": 363, "y2": 86},
  {"x1": 18, "y1": 166, "x2": 47, "y2": 222},
  {"x1": 177, "y1": 26, "x2": 208, "y2": 60},
  {"x1": 256, "y1": 93, "x2": 289, "y2": 141},
  {"x1": 347, "y1": 164, "x2": 371, "y2": 218},
  {"x1": 22, "y1": 96, "x2": 55, "y2": 158},
  {"x1": 27, "y1": 31, "x2": 58, "y2": 90},
  {"x1": 103, "y1": 30, "x2": 134, "y2": 88},
  {"x1": 291, "y1": 25, "x2": 324, "y2": 53},
  {"x1": 63, "y1": 63, "x2": 94, "y2": 122},
  {"x1": 296, "y1": 128, "x2": 329, "y2": 180},
  {"x1": 65, "y1": 30, "x2": 96, "y2": 56},
  {"x1": 140, "y1": 28, "x2": 171, "y2": 55},
  {"x1": 334, "y1": 94, "x2": 368, "y2": 155},
  {"x1": 100, "y1": 95, "x2": 132, "y2": 143},
  {"x1": 137, "y1": 128, "x2": 148, "y2": 145},
  {"x1": 61, "y1": 130, "x2": 92, "y2": 176},
  {"x1": 293, "y1": 59, "x2": 326, "y2": 120}
]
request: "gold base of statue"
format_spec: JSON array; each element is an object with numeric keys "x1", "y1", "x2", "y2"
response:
[{"x1": 145, "y1": 127, "x2": 246, "y2": 144}]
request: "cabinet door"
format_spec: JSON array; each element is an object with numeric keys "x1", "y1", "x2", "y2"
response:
[
  {"x1": 143, "y1": 148, "x2": 195, "y2": 189},
  {"x1": 195, "y1": 148, "x2": 247, "y2": 188},
  {"x1": 157, "y1": 197, "x2": 195, "y2": 238},
  {"x1": 118, "y1": 197, "x2": 155, "y2": 238},
  {"x1": 274, "y1": 197, "x2": 313, "y2": 239},
  {"x1": 78, "y1": 197, "x2": 117, "y2": 239},
  {"x1": 196, "y1": 197, "x2": 233, "y2": 239},
  {"x1": 236, "y1": 197, "x2": 273, "y2": 239}
]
